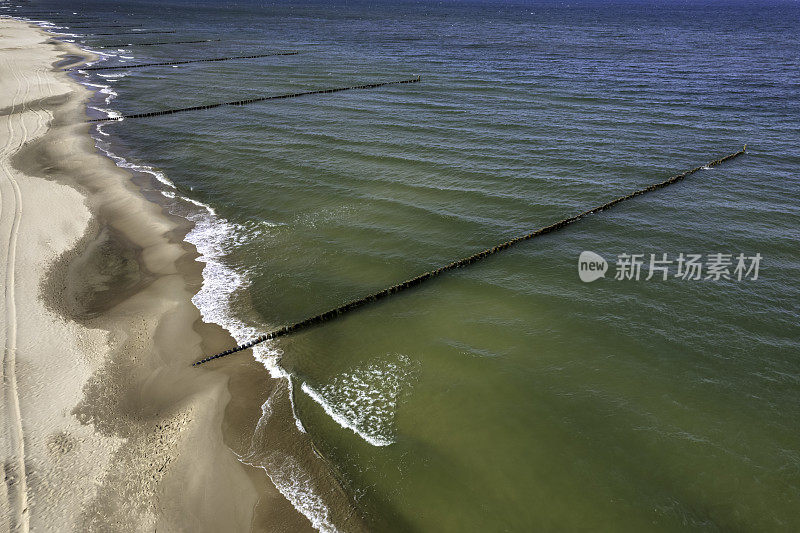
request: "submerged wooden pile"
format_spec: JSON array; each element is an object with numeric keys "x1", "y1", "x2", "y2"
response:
[
  {"x1": 192, "y1": 146, "x2": 747, "y2": 367},
  {"x1": 69, "y1": 51, "x2": 299, "y2": 71},
  {"x1": 97, "y1": 39, "x2": 222, "y2": 48},
  {"x1": 87, "y1": 76, "x2": 422, "y2": 122},
  {"x1": 68, "y1": 24, "x2": 126, "y2": 28}
]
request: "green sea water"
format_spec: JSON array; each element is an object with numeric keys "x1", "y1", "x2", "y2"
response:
[{"x1": 10, "y1": 0, "x2": 800, "y2": 529}]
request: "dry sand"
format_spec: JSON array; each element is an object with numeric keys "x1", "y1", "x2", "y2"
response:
[{"x1": 0, "y1": 17, "x2": 315, "y2": 532}]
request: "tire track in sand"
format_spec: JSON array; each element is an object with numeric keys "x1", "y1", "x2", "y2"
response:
[{"x1": 1, "y1": 51, "x2": 30, "y2": 533}]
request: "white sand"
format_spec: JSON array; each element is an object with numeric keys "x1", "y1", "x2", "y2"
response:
[{"x1": 0, "y1": 18, "x2": 121, "y2": 532}]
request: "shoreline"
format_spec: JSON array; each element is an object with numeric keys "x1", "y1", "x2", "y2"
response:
[{"x1": 0, "y1": 17, "x2": 316, "y2": 531}]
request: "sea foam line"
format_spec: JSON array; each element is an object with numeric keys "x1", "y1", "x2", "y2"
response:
[
  {"x1": 300, "y1": 355, "x2": 417, "y2": 447},
  {"x1": 301, "y1": 383, "x2": 392, "y2": 447},
  {"x1": 238, "y1": 390, "x2": 338, "y2": 533}
]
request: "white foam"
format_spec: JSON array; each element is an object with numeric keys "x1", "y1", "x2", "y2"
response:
[
  {"x1": 95, "y1": 122, "x2": 110, "y2": 137},
  {"x1": 258, "y1": 454, "x2": 338, "y2": 533},
  {"x1": 83, "y1": 83, "x2": 118, "y2": 104},
  {"x1": 301, "y1": 355, "x2": 416, "y2": 447},
  {"x1": 241, "y1": 389, "x2": 334, "y2": 531},
  {"x1": 93, "y1": 136, "x2": 183, "y2": 190},
  {"x1": 178, "y1": 192, "x2": 216, "y2": 214},
  {"x1": 88, "y1": 105, "x2": 122, "y2": 120},
  {"x1": 287, "y1": 377, "x2": 307, "y2": 433},
  {"x1": 97, "y1": 71, "x2": 130, "y2": 79},
  {"x1": 185, "y1": 212, "x2": 289, "y2": 384},
  {"x1": 84, "y1": 51, "x2": 118, "y2": 65}
]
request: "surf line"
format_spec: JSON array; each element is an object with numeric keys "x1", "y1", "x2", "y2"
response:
[
  {"x1": 96, "y1": 39, "x2": 222, "y2": 48},
  {"x1": 68, "y1": 51, "x2": 299, "y2": 71},
  {"x1": 87, "y1": 76, "x2": 421, "y2": 122},
  {"x1": 192, "y1": 146, "x2": 747, "y2": 367}
]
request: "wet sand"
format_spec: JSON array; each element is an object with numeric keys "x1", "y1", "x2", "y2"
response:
[{"x1": 0, "y1": 18, "x2": 314, "y2": 532}]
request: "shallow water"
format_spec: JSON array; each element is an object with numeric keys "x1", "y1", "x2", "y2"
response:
[{"x1": 9, "y1": 0, "x2": 800, "y2": 530}]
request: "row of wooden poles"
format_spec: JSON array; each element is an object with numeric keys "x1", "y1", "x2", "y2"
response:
[
  {"x1": 192, "y1": 146, "x2": 747, "y2": 367},
  {"x1": 34, "y1": 14, "x2": 422, "y2": 129},
  {"x1": 9, "y1": 10, "x2": 195, "y2": 45},
  {"x1": 68, "y1": 24, "x2": 127, "y2": 28},
  {"x1": 87, "y1": 77, "x2": 422, "y2": 122},
  {"x1": 21, "y1": 10, "x2": 749, "y2": 372},
  {"x1": 69, "y1": 51, "x2": 299, "y2": 71},
  {"x1": 97, "y1": 39, "x2": 222, "y2": 48},
  {"x1": 82, "y1": 30, "x2": 176, "y2": 36}
]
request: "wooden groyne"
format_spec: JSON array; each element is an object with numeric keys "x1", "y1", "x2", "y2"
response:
[
  {"x1": 69, "y1": 51, "x2": 299, "y2": 71},
  {"x1": 97, "y1": 39, "x2": 221, "y2": 48},
  {"x1": 87, "y1": 30, "x2": 176, "y2": 36},
  {"x1": 88, "y1": 76, "x2": 421, "y2": 122},
  {"x1": 24, "y1": 15, "x2": 100, "y2": 20},
  {"x1": 68, "y1": 24, "x2": 128, "y2": 28},
  {"x1": 66, "y1": 21, "x2": 123, "y2": 26},
  {"x1": 192, "y1": 146, "x2": 747, "y2": 367}
]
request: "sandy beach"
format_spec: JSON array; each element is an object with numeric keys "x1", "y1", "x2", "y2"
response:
[{"x1": 0, "y1": 18, "x2": 314, "y2": 532}]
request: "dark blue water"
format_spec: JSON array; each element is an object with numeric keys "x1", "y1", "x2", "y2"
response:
[{"x1": 8, "y1": 0, "x2": 800, "y2": 530}]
